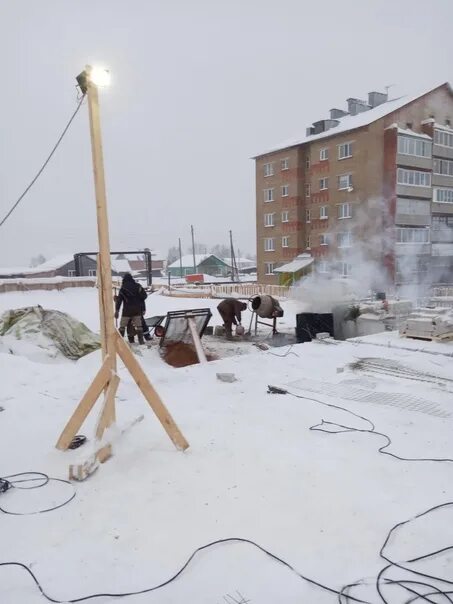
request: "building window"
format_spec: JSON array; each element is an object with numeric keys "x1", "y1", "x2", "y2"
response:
[
  {"x1": 88, "y1": 269, "x2": 97, "y2": 277},
  {"x1": 264, "y1": 188, "x2": 274, "y2": 202},
  {"x1": 433, "y1": 158, "x2": 453, "y2": 177},
  {"x1": 432, "y1": 216, "x2": 453, "y2": 229},
  {"x1": 281, "y1": 210, "x2": 290, "y2": 222},
  {"x1": 397, "y1": 168, "x2": 431, "y2": 187},
  {"x1": 264, "y1": 213, "x2": 275, "y2": 227},
  {"x1": 319, "y1": 177, "x2": 329, "y2": 190},
  {"x1": 338, "y1": 202, "x2": 352, "y2": 219},
  {"x1": 305, "y1": 157, "x2": 310, "y2": 168},
  {"x1": 397, "y1": 136, "x2": 432, "y2": 158},
  {"x1": 265, "y1": 262, "x2": 275, "y2": 275},
  {"x1": 319, "y1": 233, "x2": 329, "y2": 246},
  {"x1": 338, "y1": 262, "x2": 352, "y2": 277},
  {"x1": 264, "y1": 238, "x2": 275, "y2": 251},
  {"x1": 320, "y1": 206, "x2": 328, "y2": 219},
  {"x1": 396, "y1": 227, "x2": 430, "y2": 243},
  {"x1": 306, "y1": 235, "x2": 311, "y2": 249},
  {"x1": 281, "y1": 158, "x2": 289, "y2": 170},
  {"x1": 281, "y1": 184, "x2": 289, "y2": 197},
  {"x1": 320, "y1": 148, "x2": 329, "y2": 161},
  {"x1": 337, "y1": 231, "x2": 353, "y2": 248},
  {"x1": 282, "y1": 236, "x2": 289, "y2": 248},
  {"x1": 434, "y1": 129, "x2": 453, "y2": 148},
  {"x1": 67, "y1": 269, "x2": 76, "y2": 277},
  {"x1": 338, "y1": 142, "x2": 352, "y2": 159},
  {"x1": 318, "y1": 261, "x2": 329, "y2": 273},
  {"x1": 264, "y1": 162, "x2": 274, "y2": 177},
  {"x1": 305, "y1": 184, "x2": 311, "y2": 197},
  {"x1": 433, "y1": 188, "x2": 453, "y2": 203},
  {"x1": 338, "y1": 173, "x2": 353, "y2": 190},
  {"x1": 306, "y1": 209, "x2": 311, "y2": 223}
]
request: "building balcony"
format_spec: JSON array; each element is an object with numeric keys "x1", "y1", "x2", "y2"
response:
[
  {"x1": 396, "y1": 184, "x2": 432, "y2": 199},
  {"x1": 432, "y1": 173, "x2": 453, "y2": 188},
  {"x1": 432, "y1": 243, "x2": 453, "y2": 256},
  {"x1": 432, "y1": 202, "x2": 453, "y2": 216},
  {"x1": 397, "y1": 154, "x2": 432, "y2": 170},
  {"x1": 395, "y1": 213, "x2": 431, "y2": 226},
  {"x1": 395, "y1": 243, "x2": 431, "y2": 256},
  {"x1": 433, "y1": 144, "x2": 453, "y2": 160}
]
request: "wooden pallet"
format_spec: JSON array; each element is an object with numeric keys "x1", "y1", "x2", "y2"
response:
[{"x1": 400, "y1": 331, "x2": 453, "y2": 342}]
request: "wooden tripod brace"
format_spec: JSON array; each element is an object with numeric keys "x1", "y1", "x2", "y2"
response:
[{"x1": 56, "y1": 66, "x2": 188, "y2": 458}]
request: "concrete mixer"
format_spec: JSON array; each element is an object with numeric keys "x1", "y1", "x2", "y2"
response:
[{"x1": 248, "y1": 295, "x2": 284, "y2": 335}]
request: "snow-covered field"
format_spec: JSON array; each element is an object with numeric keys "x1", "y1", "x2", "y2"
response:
[{"x1": 1, "y1": 287, "x2": 453, "y2": 603}]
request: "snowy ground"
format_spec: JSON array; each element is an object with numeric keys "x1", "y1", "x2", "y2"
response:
[{"x1": 1, "y1": 287, "x2": 453, "y2": 603}]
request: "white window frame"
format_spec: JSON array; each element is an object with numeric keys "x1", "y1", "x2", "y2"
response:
[
  {"x1": 264, "y1": 162, "x2": 274, "y2": 177},
  {"x1": 337, "y1": 231, "x2": 353, "y2": 248},
  {"x1": 319, "y1": 177, "x2": 329, "y2": 191},
  {"x1": 320, "y1": 148, "x2": 329, "y2": 161},
  {"x1": 320, "y1": 206, "x2": 328, "y2": 220},
  {"x1": 67, "y1": 269, "x2": 76, "y2": 277},
  {"x1": 396, "y1": 227, "x2": 430, "y2": 244},
  {"x1": 338, "y1": 173, "x2": 353, "y2": 190},
  {"x1": 282, "y1": 236, "x2": 289, "y2": 248},
  {"x1": 281, "y1": 210, "x2": 290, "y2": 222},
  {"x1": 264, "y1": 213, "x2": 275, "y2": 227},
  {"x1": 264, "y1": 188, "x2": 274, "y2": 202},
  {"x1": 305, "y1": 157, "x2": 310, "y2": 168},
  {"x1": 433, "y1": 187, "x2": 453, "y2": 204},
  {"x1": 305, "y1": 184, "x2": 311, "y2": 197},
  {"x1": 434, "y1": 129, "x2": 453, "y2": 148},
  {"x1": 397, "y1": 168, "x2": 431, "y2": 187},
  {"x1": 281, "y1": 158, "x2": 289, "y2": 171},
  {"x1": 264, "y1": 238, "x2": 275, "y2": 252},
  {"x1": 319, "y1": 233, "x2": 329, "y2": 246},
  {"x1": 397, "y1": 136, "x2": 432, "y2": 158},
  {"x1": 306, "y1": 235, "x2": 311, "y2": 250},
  {"x1": 433, "y1": 158, "x2": 453, "y2": 177},
  {"x1": 318, "y1": 261, "x2": 329, "y2": 274},
  {"x1": 306, "y1": 209, "x2": 311, "y2": 223},
  {"x1": 338, "y1": 262, "x2": 352, "y2": 277},
  {"x1": 338, "y1": 142, "x2": 352, "y2": 160},
  {"x1": 88, "y1": 269, "x2": 97, "y2": 277},
  {"x1": 264, "y1": 262, "x2": 275, "y2": 275},
  {"x1": 338, "y1": 202, "x2": 352, "y2": 219},
  {"x1": 281, "y1": 184, "x2": 289, "y2": 197}
]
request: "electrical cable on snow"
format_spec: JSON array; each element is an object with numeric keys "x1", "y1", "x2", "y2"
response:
[
  {"x1": 0, "y1": 472, "x2": 75, "y2": 515},
  {"x1": 0, "y1": 95, "x2": 85, "y2": 228}
]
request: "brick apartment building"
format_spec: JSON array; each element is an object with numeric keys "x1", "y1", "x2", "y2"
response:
[{"x1": 254, "y1": 82, "x2": 453, "y2": 286}]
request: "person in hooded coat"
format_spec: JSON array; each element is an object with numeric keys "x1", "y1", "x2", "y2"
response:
[{"x1": 114, "y1": 273, "x2": 148, "y2": 345}]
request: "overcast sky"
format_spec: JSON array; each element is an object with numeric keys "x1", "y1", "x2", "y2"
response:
[{"x1": 1, "y1": 0, "x2": 452, "y2": 267}]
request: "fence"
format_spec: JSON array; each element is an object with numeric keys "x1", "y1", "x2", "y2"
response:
[
  {"x1": 163, "y1": 282, "x2": 291, "y2": 299},
  {"x1": 0, "y1": 277, "x2": 99, "y2": 294}
]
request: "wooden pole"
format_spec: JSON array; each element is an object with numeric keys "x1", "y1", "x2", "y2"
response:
[
  {"x1": 178, "y1": 237, "x2": 183, "y2": 278},
  {"x1": 191, "y1": 225, "x2": 196, "y2": 274}
]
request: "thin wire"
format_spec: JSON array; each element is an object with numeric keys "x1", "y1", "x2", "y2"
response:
[{"x1": 0, "y1": 95, "x2": 85, "y2": 228}]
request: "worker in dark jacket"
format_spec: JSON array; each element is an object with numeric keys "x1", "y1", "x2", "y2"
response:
[
  {"x1": 217, "y1": 298, "x2": 247, "y2": 339},
  {"x1": 126, "y1": 297, "x2": 152, "y2": 344},
  {"x1": 115, "y1": 273, "x2": 148, "y2": 345}
]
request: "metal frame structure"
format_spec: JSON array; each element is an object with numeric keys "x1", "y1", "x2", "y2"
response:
[{"x1": 74, "y1": 250, "x2": 153, "y2": 286}]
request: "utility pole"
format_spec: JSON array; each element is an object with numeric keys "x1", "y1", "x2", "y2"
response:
[
  {"x1": 191, "y1": 224, "x2": 196, "y2": 274},
  {"x1": 229, "y1": 230, "x2": 238, "y2": 282},
  {"x1": 178, "y1": 237, "x2": 183, "y2": 278}
]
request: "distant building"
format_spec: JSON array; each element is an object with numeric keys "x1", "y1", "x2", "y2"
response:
[
  {"x1": 167, "y1": 254, "x2": 230, "y2": 277},
  {"x1": 254, "y1": 82, "x2": 453, "y2": 286},
  {"x1": 223, "y1": 257, "x2": 257, "y2": 275},
  {"x1": 0, "y1": 254, "x2": 102, "y2": 279}
]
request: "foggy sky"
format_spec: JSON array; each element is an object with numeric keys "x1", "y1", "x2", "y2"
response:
[{"x1": 1, "y1": 0, "x2": 452, "y2": 267}]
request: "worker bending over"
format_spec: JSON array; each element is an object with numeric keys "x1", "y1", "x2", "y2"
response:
[{"x1": 217, "y1": 298, "x2": 247, "y2": 340}]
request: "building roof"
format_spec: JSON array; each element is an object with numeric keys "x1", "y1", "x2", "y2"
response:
[
  {"x1": 168, "y1": 254, "x2": 210, "y2": 269},
  {"x1": 254, "y1": 82, "x2": 452, "y2": 157},
  {"x1": 223, "y1": 257, "x2": 256, "y2": 268},
  {"x1": 273, "y1": 254, "x2": 314, "y2": 273}
]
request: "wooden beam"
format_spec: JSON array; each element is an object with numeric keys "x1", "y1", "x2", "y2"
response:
[
  {"x1": 55, "y1": 356, "x2": 111, "y2": 450},
  {"x1": 116, "y1": 334, "x2": 189, "y2": 451},
  {"x1": 95, "y1": 373, "x2": 120, "y2": 441},
  {"x1": 187, "y1": 316, "x2": 207, "y2": 363}
]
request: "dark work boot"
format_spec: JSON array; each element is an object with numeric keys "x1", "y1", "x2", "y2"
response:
[
  {"x1": 128, "y1": 336, "x2": 135, "y2": 344},
  {"x1": 137, "y1": 330, "x2": 145, "y2": 345}
]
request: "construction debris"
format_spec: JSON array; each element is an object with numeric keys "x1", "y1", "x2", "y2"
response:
[
  {"x1": 216, "y1": 373, "x2": 237, "y2": 383},
  {"x1": 399, "y1": 308, "x2": 453, "y2": 341}
]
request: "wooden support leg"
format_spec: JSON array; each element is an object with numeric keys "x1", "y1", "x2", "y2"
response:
[
  {"x1": 56, "y1": 356, "x2": 111, "y2": 450},
  {"x1": 95, "y1": 373, "x2": 120, "y2": 441},
  {"x1": 116, "y1": 334, "x2": 189, "y2": 451},
  {"x1": 187, "y1": 316, "x2": 207, "y2": 364}
]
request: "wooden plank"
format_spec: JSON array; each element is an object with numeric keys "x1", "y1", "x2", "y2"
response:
[
  {"x1": 95, "y1": 373, "x2": 120, "y2": 441},
  {"x1": 116, "y1": 334, "x2": 189, "y2": 451},
  {"x1": 55, "y1": 356, "x2": 111, "y2": 450},
  {"x1": 69, "y1": 444, "x2": 112, "y2": 481},
  {"x1": 187, "y1": 316, "x2": 208, "y2": 363}
]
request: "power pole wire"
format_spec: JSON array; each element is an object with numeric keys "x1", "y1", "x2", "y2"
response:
[{"x1": 0, "y1": 95, "x2": 85, "y2": 228}]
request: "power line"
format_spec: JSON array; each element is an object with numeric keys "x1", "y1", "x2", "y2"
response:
[{"x1": 0, "y1": 95, "x2": 85, "y2": 228}]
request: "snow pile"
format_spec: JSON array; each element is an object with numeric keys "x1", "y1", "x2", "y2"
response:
[{"x1": 0, "y1": 305, "x2": 100, "y2": 360}]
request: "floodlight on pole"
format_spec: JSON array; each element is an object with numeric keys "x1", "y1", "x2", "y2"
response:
[{"x1": 56, "y1": 64, "x2": 188, "y2": 479}]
